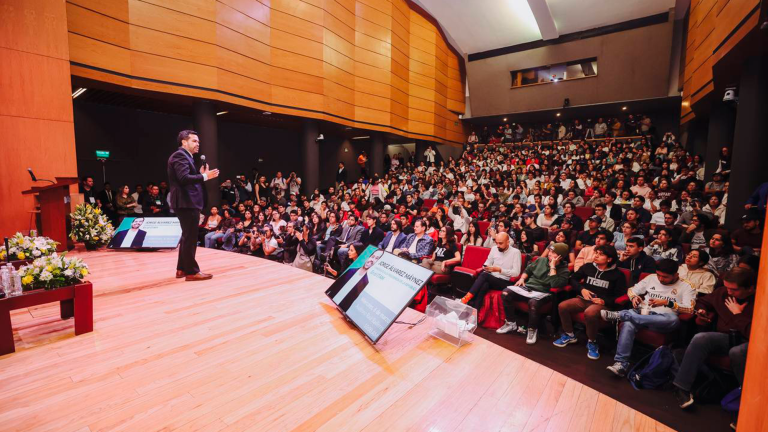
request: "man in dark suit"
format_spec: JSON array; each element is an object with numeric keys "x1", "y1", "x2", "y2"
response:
[
  {"x1": 326, "y1": 249, "x2": 384, "y2": 312},
  {"x1": 347, "y1": 214, "x2": 385, "y2": 269},
  {"x1": 167, "y1": 130, "x2": 219, "y2": 281},
  {"x1": 110, "y1": 217, "x2": 147, "y2": 248},
  {"x1": 335, "y1": 162, "x2": 348, "y2": 189}
]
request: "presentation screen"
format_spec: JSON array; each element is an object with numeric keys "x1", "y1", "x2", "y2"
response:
[
  {"x1": 107, "y1": 217, "x2": 182, "y2": 249},
  {"x1": 325, "y1": 246, "x2": 433, "y2": 344}
]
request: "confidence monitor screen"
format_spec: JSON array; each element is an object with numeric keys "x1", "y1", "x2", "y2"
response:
[
  {"x1": 107, "y1": 217, "x2": 182, "y2": 249},
  {"x1": 325, "y1": 246, "x2": 433, "y2": 344}
]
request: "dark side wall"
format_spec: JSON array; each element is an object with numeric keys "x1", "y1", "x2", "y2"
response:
[{"x1": 468, "y1": 19, "x2": 675, "y2": 117}]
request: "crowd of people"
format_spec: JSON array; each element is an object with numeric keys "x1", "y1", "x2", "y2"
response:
[{"x1": 80, "y1": 113, "x2": 765, "y2": 421}]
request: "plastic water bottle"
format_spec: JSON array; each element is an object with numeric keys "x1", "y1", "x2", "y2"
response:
[
  {"x1": 1, "y1": 268, "x2": 10, "y2": 297},
  {"x1": 12, "y1": 271, "x2": 21, "y2": 296}
]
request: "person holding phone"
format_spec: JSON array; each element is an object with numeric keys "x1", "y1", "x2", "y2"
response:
[
  {"x1": 554, "y1": 245, "x2": 626, "y2": 360},
  {"x1": 671, "y1": 267, "x2": 756, "y2": 410},
  {"x1": 496, "y1": 242, "x2": 570, "y2": 345}
]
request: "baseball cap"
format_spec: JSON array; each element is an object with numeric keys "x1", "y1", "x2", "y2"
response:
[
  {"x1": 383, "y1": 205, "x2": 392, "y2": 211},
  {"x1": 588, "y1": 215, "x2": 602, "y2": 223},
  {"x1": 523, "y1": 212, "x2": 535, "y2": 219}
]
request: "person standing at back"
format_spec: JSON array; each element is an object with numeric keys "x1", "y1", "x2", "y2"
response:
[{"x1": 168, "y1": 130, "x2": 219, "y2": 281}]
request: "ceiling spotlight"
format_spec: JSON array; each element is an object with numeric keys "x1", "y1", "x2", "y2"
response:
[
  {"x1": 263, "y1": 111, "x2": 272, "y2": 115},
  {"x1": 503, "y1": 117, "x2": 508, "y2": 122},
  {"x1": 345, "y1": 127, "x2": 352, "y2": 130},
  {"x1": 622, "y1": 106, "x2": 627, "y2": 111},
  {"x1": 216, "y1": 111, "x2": 228, "y2": 116},
  {"x1": 71, "y1": 88, "x2": 87, "y2": 99},
  {"x1": 352, "y1": 136, "x2": 370, "y2": 140},
  {"x1": 556, "y1": 113, "x2": 561, "y2": 117}
]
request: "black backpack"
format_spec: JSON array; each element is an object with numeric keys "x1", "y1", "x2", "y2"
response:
[{"x1": 627, "y1": 345, "x2": 677, "y2": 390}]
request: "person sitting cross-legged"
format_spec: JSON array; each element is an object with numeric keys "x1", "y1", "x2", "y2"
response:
[
  {"x1": 554, "y1": 245, "x2": 627, "y2": 360},
  {"x1": 601, "y1": 259, "x2": 696, "y2": 377},
  {"x1": 672, "y1": 267, "x2": 756, "y2": 410},
  {"x1": 460, "y1": 232, "x2": 522, "y2": 309},
  {"x1": 496, "y1": 242, "x2": 569, "y2": 344}
]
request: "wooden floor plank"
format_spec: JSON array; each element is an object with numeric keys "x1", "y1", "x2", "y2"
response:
[{"x1": 0, "y1": 249, "x2": 659, "y2": 431}]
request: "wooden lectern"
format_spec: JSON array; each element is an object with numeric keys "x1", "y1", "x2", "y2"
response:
[{"x1": 21, "y1": 177, "x2": 79, "y2": 252}]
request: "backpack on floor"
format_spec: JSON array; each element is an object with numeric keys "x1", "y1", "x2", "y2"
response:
[
  {"x1": 691, "y1": 364, "x2": 730, "y2": 404},
  {"x1": 721, "y1": 387, "x2": 742, "y2": 413},
  {"x1": 627, "y1": 345, "x2": 676, "y2": 390}
]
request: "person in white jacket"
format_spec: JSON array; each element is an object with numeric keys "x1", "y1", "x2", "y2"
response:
[{"x1": 448, "y1": 200, "x2": 470, "y2": 233}]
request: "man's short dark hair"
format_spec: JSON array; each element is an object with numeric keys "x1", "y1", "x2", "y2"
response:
[
  {"x1": 595, "y1": 203, "x2": 606, "y2": 210},
  {"x1": 656, "y1": 258, "x2": 679, "y2": 275},
  {"x1": 723, "y1": 267, "x2": 757, "y2": 287},
  {"x1": 634, "y1": 195, "x2": 646, "y2": 203},
  {"x1": 625, "y1": 236, "x2": 643, "y2": 247},
  {"x1": 177, "y1": 130, "x2": 198, "y2": 146},
  {"x1": 595, "y1": 244, "x2": 618, "y2": 264},
  {"x1": 596, "y1": 229, "x2": 613, "y2": 242}
]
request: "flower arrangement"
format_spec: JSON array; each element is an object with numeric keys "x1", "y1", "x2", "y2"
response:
[
  {"x1": 70, "y1": 204, "x2": 114, "y2": 248},
  {"x1": 0, "y1": 232, "x2": 59, "y2": 261},
  {"x1": 18, "y1": 253, "x2": 89, "y2": 290}
]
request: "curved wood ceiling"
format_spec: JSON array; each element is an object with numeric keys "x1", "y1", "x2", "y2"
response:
[{"x1": 66, "y1": 0, "x2": 466, "y2": 145}]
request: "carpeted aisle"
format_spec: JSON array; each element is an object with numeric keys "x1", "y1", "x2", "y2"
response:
[{"x1": 475, "y1": 326, "x2": 734, "y2": 432}]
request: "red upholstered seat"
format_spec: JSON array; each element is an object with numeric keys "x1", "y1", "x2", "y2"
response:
[
  {"x1": 455, "y1": 231, "x2": 463, "y2": 243},
  {"x1": 478, "y1": 221, "x2": 491, "y2": 236},
  {"x1": 573, "y1": 206, "x2": 594, "y2": 222},
  {"x1": 535, "y1": 241, "x2": 547, "y2": 254},
  {"x1": 453, "y1": 245, "x2": 491, "y2": 277},
  {"x1": 422, "y1": 199, "x2": 437, "y2": 210}
]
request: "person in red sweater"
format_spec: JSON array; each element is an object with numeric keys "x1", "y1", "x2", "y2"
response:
[{"x1": 672, "y1": 266, "x2": 757, "y2": 409}]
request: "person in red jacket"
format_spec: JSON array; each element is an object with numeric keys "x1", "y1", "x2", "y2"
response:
[{"x1": 672, "y1": 266, "x2": 757, "y2": 409}]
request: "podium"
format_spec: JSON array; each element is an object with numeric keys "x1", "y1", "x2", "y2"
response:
[{"x1": 22, "y1": 177, "x2": 79, "y2": 252}]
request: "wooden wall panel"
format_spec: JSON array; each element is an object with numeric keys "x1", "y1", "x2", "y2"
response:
[
  {"x1": 0, "y1": 0, "x2": 78, "y2": 239},
  {"x1": 680, "y1": 0, "x2": 759, "y2": 122},
  {"x1": 66, "y1": 0, "x2": 466, "y2": 145}
]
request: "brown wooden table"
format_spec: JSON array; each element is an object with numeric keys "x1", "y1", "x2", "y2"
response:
[{"x1": 0, "y1": 282, "x2": 93, "y2": 355}]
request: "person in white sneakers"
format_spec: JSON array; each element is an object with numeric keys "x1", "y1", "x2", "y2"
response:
[
  {"x1": 496, "y1": 242, "x2": 570, "y2": 344},
  {"x1": 601, "y1": 259, "x2": 696, "y2": 377}
]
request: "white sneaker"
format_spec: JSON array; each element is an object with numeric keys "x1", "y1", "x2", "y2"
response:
[
  {"x1": 496, "y1": 321, "x2": 518, "y2": 334},
  {"x1": 526, "y1": 328, "x2": 538, "y2": 345}
]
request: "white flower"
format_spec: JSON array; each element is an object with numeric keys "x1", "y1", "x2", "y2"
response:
[
  {"x1": 63, "y1": 269, "x2": 74, "y2": 277},
  {"x1": 39, "y1": 270, "x2": 53, "y2": 281},
  {"x1": 32, "y1": 249, "x2": 41, "y2": 257}
]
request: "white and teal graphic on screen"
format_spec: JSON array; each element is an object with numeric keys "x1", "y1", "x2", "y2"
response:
[
  {"x1": 108, "y1": 217, "x2": 182, "y2": 249},
  {"x1": 325, "y1": 246, "x2": 433, "y2": 343}
]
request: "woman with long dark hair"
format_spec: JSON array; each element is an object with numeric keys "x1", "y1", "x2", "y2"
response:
[
  {"x1": 421, "y1": 226, "x2": 461, "y2": 274},
  {"x1": 704, "y1": 231, "x2": 739, "y2": 277},
  {"x1": 461, "y1": 220, "x2": 484, "y2": 247}
]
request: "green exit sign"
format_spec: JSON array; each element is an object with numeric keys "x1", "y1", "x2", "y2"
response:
[{"x1": 95, "y1": 150, "x2": 110, "y2": 159}]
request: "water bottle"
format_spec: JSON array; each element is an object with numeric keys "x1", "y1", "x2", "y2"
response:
[
  {"x1": 13, "y1": 271, "x2": 21, "y2": 296},
  {"x1": 1, "y1": 268, "x2": 10, "y2": 297}
]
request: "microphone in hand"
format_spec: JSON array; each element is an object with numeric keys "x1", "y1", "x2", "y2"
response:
[{"x1": 198, "y1": 155, "x2": 220, "y2": 180}]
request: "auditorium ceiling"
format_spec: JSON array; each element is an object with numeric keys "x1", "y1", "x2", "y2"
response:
[{"x1": 415, "y1": 0, "x2": 677, "y2": 55}]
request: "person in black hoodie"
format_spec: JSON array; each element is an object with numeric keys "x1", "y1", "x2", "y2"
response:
[
  {"x1": 617, "y1": 237, "x2": 656, "y2": 285},
  {"x1": 554, "y1": 245, "x2": 626, "y2": 360}
]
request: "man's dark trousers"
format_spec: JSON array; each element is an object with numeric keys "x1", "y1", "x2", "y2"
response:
[{"x1": 176, "y1": 208, "x2": 201, "y2": 275}]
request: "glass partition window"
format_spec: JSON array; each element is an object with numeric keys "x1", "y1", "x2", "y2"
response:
[{"x1": 511, "y1": 57, "x2": 597, "y2": 88}]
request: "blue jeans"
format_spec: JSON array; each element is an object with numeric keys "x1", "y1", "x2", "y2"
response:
[
  {"x1": 221, "y1": 231, "x2": 239, "y2": 251},
  {"x1": 337, "y1": 247, "x2": 350, "y2": 266},
  {"x1": 205, "y1": 231, "x2": 225, "y2": 248},
  {"x1": 614, "y1": 309, "x2": 680, "y2": 363}
]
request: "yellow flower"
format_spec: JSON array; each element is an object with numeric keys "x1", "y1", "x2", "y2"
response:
[
  {"x1": 46, "y1": 265, "x2": 53, "y2": 272},
  {"x1": 17, "y1": 252, "x2": 25, "y2": 260},
  {"x1": 22, "y1": 275, "x2": 33, "y2": 285},
  {"x1": 81, "y1": 269, "x2": 88, "y2": 276}
]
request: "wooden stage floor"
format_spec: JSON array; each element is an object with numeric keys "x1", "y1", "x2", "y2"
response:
[{"x1": 0, "y1": 248, "x2": 675, "y2": 431}]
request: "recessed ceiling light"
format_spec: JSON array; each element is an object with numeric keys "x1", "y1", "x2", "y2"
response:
[
  {"x1": 71, "y1": 88, "x2": 87, "y2": 98},
  {"x1": 352, "y1": 136, "x2": 370, "y2": 140},
  {"x1": 263, "y1": 111, "x2": 272, "y2": 115},
  {"x1": 622, "y1": 106, "x2": 627, "y2": 110},
  {"x1": 556, "y1": 113, "x2": 561, "y2": 117},
  {"x1": 216, "y1": 111, "x2": 228, "y2": 116},
  {"x1": 503, "y1": 118, "x2": 508, "y2": 122},
  {"x1": 345, "y1": 127, "x2": 352, "y2": 130}
]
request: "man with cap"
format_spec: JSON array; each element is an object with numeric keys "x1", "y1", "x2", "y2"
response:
[
  {"x1": 575, "y1": 216, "x2": 602, "y2": 254},
  {"x1": 731, "y1": 210, "x2": 763, "y2": 255},
  {"x1": 496, "y1": 242, "x2": 570, "y2": 344}
]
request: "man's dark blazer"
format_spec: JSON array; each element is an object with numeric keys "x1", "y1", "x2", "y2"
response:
[
  {"x1": 336, "y1": 167, "x2": 348, "y2": 184},
  {"x1": 325, "y1": 267, "x2": 370, "y2": 312},
  {"x1": 167, "y1": 148, "x2": 205, "y2": 211},
  {"x1": 378, "y1": 231, "x2": 407, "y2": 251},
  {"x1": 111, "y1": 229, "x2": 147, "y2": 248}
]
